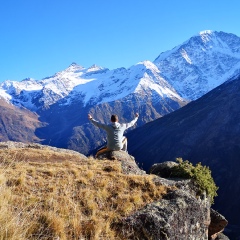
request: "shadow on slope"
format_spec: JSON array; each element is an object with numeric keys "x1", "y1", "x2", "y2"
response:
[
  {"x1": 127, "y1": 75, "x2": 240, "y2": 236},
  {"x1": 34, "y1": 83, "x2": 186, "y2": 155}
]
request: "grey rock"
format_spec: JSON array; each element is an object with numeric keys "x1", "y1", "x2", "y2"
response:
[
  {"x1": 149, "y1": 161, "x2": 178, "y2": 177},
  {"x1": 215, "y1": 233, "x2": 230, "y2": 240},
  {"x1": 96, "y1": 150, "x2": 146, "y2": 175},
  {"x1": 128, "y1": 76, "x2": 240, "y2": 229},
  {"x1": 117, "y1": 189, "x2": 211, "y2": 240},
  {"x1": 0, "y1": 141, "x2": 87, "y2": 159},
  {"x1": 209, "y1": 208, "x2": 228, "y2": 239}
]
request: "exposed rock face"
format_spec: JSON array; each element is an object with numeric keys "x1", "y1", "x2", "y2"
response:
[
  {"x1": 114, "y1": 161, "x2": 228, "y2": 240},
  {"x1": 149, "y1": 161, "x2": 178, "y2": 177},
  {"x1": 96, "y1": 150, "x2": 146, "y2": 175},
  {"x1": 96, "y1": 153, "x2": 228, "y2": 239},
  {"x1": 118, "y1": 189, "x2": 210, "y2": 240},
  {"x1": 215, "y1": 233, "x2": 230, "y2": 240},
  {"x1": 0, "y1": 141, "x2": 87, "y2": 160},
  {"x1": 209, "y1": 209, "x2": 228, "y2": 239},
  {"x1": 128, "y1": 76, "x2": 240, "y2": 232},
  {"x1": 0, "y1": 142, "x2": 228, "y2": 239},
  {"x1": 150, "y1": 162, "x2": 229, "y2": 240}
]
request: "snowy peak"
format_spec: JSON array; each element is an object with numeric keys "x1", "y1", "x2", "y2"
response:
[
  {"x1": 66, "y1": 62, "x2": 85, "y2": 72},
  {"x1": 154, "y1": 30, "x2": 240, "y2": 100},
  {"x1": 60, "y1": 60, "x2": 184, "y2": 107},
  {"x1": 0, "y1": 30, "x2": 240, "y2": 110},
  {"x1": 129, "y1": 61, "x2": 160, "y2": 76},
  {"x1": 199, "y1": 30, "x2": 240, "y2": 53},
  {"x1": 199, "y1": 30, "x2": 220, "y2": 45},
  {"x1": 0, "y1": 60, "x2": 183, "y2": 110},
  {"x1": 129, "y1": 61, "x2": 182, "y2": 101},
  {"x1": 199, "y1": 30, "x2": 213, "y2": 35},
  {"x1": 155, "y1": 31, "x2": 240, "y2": 63},
  {"x1": 86, "y1": 64, "x2": 106, "y2": 73},
  {"x1": 191, "y1": 30, "x2": 240, "y2": 55}
]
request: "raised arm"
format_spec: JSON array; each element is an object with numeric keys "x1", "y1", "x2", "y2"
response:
[
  {"x1": 125, "y1": 113, "x2": 139, "y2": 129},
  {"x1": 88, "y1": 114, "x2": 108, "y2": 130}
]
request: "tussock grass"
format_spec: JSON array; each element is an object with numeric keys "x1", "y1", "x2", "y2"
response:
[{"x1": 0, "y1": 149, "x2": 168, "y2": 240}]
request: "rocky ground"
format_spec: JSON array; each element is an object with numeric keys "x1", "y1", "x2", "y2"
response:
[{"x1": 0, "y1": 141, "x2": 229, "y2": 239}]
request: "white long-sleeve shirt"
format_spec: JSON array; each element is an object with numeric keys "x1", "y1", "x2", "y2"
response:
[{"x1": 89, "y1": 116, "x2": 138, "y2": 150}]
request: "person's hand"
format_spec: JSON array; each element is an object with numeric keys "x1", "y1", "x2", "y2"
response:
[
  {"x1": 88, "y1": 114, "x2": 93, "y2": 120},
  {"x1": 135, "y1": 113, "x2": 139, "y2": 118}
]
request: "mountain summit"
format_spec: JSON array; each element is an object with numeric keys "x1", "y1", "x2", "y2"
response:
[
  {"x1": 1, "y1": 31, "x2": 240, "y2": 110},
  {"x1": 0, "y1": 30, "x2": 240, "y2": 154},
  {"x1": 154, "y1": 30, "x2": 240, "y2": 100},
  {"x1": 127, "y1": 73, "x2": 240, "y2": 238},
  {"x1": 0, "y1": 60, "x2": 185, "y2": 112}
]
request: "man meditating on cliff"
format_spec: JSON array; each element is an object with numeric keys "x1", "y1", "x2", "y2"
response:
[{"x1": 88, "y1": 113, "x2": 139, "y2": 157}]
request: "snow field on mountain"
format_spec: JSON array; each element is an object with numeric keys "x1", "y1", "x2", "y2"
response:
[{"x1": 0, "y1": 31, "x2": 240, "y2": 109}]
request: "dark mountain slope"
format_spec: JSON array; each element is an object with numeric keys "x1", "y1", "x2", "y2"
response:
[
  {"x1": 35, "y1": 92, "x2": 185, "y2": 155},
  {"x1": 0, "y1": 99, "x2": 45, "y2": 143},
  {"x1": 1, "y1": 31, "x2": 240, "y2": 156},
  {"x1": 127, "y1": 75, "x2": 240, "y2": 229}
]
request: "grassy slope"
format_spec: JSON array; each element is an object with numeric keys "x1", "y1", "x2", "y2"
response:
[{"x1": 0, "y1": 149, "x2": 168, "y2": 240}]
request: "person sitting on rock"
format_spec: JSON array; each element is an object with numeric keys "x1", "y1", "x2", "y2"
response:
[{"x1": 88, "y1": 113, "x2": 139, "y2": 157}]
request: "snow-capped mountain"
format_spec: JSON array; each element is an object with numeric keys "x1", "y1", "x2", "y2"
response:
[
  {"x1": 0, "y1": 61, "x2": 184, "y2": 111},
  {"x1": 0, "y1": 63, "x2": 108, "y2": 110},
  {"x1": 0, "y1": 59, "x2": 187, "y2": 154},
  {"x1": 127, "y1": 72, "x2": 240, "y2": 236},
  {"x1": 61, "y1": 61, "x2": 185, "y2": 108},
  {"x1": 0, "y1": 30, "x2": 240, "y2": 154},
  {"x1": 1, "y1": 30, "x2": 240, "y2": 111},
  {"x1": 154, "y1": 30, "x2": 240, "y2": 100}
]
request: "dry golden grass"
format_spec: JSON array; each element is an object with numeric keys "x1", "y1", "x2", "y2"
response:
[
  {"x1": 0, "y1": 148, "x2": 168, "y2": 240},
  {"x1": 0, "y1": 148, "x2": 83, "y2": 163}
]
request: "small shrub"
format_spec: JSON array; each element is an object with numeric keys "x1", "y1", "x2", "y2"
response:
[{"x1": 171, "y1": 158, "x2": 218, "y2": 204}]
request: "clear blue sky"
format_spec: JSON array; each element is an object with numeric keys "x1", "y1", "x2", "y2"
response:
[{"x1": 0, "y1": 0, "x2": 240, "y2": 82}]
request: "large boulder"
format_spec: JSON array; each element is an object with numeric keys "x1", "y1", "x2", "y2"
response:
[
  {"x1": 96, "y1": 150, "x2": 146, "y2": 175},
  {"x1": 209, "y1": 209, "x2": 228, "y2": 239},
  {"x1": 114, "y1": 160, "x2": 229, "y2": 240},
  {"x1": 149, "y1": 161, "x2": 178, "y2": 177},
  {"x1": 116, "y1": 189, "x2": 211, "y2": 240},
  {"x1": 215, "y1": 233, "x2": 230, "y2": 240},
  {"x1": 148, "y1": 162, "x2": 229, "y2": 240}
]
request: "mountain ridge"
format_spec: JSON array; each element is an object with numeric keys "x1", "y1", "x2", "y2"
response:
[
  {"x1": 127, "y1": 73, "x2": 240, "y2": 238},
  {"x1": 1, "y1": 30, "x2": 240, "y2": 111},
  {"x1": 154, "y1": 30, "x2": 240, "y2": 100},
  {"x1": 0, "y1": 30, "x2": 240, "y2": 155}
]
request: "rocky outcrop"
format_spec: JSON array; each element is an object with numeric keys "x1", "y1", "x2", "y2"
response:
[
  {"x1": 116, "y1": 178, "x2": 229, "y2": 240},
  {"x1": 117, "y1": 189, "x2": 210, "y2": 240},
  {"x1": 96, "y1": 153, "x2": 229, "y2": 239},
  {"x1": 113, "y1": 161, "x2": 229, "y2": 239},
  {"x1": 149, "y1": 161, "x2": 178, "y2": 177},
  {"x1": 209, "y1": 209, "x2": 228, "y2": 239},
  {"x1": 149, "y1": 162, "x2": 229, "y2": 240},
  {"x1": 0, "y1": 141, "x2": 88, "y2": 160},
  {"x1": 1, "y1": 142, "x2": 228, "y2": 239},
  {"x1": 96, "y1": 150, "x2": 146, "y2": 175}
]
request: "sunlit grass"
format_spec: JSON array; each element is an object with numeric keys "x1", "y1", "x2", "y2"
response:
[{"x1": 0, "y1": 148, "x2": 168, "y2": 239}]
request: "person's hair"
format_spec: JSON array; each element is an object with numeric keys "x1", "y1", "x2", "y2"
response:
[{"x1": 111, "y1": 114, "x2": 118, "y2": 122}]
